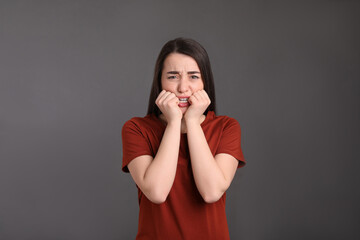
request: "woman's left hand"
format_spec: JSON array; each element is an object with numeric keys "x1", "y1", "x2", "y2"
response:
[{"x1": 184, "y1": 90, "x2": 211, "y2": 123}]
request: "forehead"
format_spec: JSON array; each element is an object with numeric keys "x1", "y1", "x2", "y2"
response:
[{"x1": 163, "y1": 53, "x2": 200, "y2": 71}]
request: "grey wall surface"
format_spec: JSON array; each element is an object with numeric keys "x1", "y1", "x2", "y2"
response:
[{"x1": 1, "y1": 0, "x2": 359, "y2": 239}]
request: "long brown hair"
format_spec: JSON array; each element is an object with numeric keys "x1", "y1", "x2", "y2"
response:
[{"x1": 147, "y1": 38, "x2": 216, "y2": 116}]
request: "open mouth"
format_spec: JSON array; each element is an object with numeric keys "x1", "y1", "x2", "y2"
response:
[
  {"x1": 178, "y1": 97, "x2": 189, "y2": 107},
  {"x1": 179, "y1": 98, "x2": 189, "y2": 103}
]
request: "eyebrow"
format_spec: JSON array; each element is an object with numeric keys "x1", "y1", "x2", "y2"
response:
[{"x1": 166, "y1": 71, "x2": 200, "y2": 74}]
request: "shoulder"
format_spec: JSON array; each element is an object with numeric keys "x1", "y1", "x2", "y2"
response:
[
  {"x1": 123, "y1": 115, "x2": 155, "y2": 129},
  {"x1": 206, "y1": 111, "x2": 241, "y2": 129},
  {"x1": 122, "y1": 114, "x2": 163, "y2": 136}
]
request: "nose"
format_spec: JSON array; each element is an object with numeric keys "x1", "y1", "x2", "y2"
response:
[{"x1": 178, "y1": 77, "x2": 190, "y2": 93}]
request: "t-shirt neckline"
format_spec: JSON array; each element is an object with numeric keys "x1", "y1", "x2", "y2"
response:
[{"x1": 150, "y1": 111, "x2": 215, "y2": 132}]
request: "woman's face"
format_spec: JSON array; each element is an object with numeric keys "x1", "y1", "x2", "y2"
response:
[{"x1": 161, "y1": 53, "x2": 204, "y2": 114}]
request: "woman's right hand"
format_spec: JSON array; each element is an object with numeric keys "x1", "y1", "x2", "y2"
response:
[{"x1": 155, "y1": 90, "x2": 182, "y2": 123}]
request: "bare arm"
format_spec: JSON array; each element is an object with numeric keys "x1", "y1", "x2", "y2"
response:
[
  {"x1": 184, "y1": 90, "x2": 239, "y2": 203},
  {"x1": 186, "y1": 120, "x2": 238, "y2": 203},
  {"x1": 127, "y1": 90, "x2": 182, "y2": 204},
  {"x1": 128, "y1": 120, "x2": 181, "y2": 204}
]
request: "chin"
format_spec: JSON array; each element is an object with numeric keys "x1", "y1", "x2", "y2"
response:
[{"x1": 180, "y1": 107, "x2": 188, "y2": 115}]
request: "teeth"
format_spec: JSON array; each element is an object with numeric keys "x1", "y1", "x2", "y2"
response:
[{"x1": 179, "y1": 98, "x2": 188, "y2": 102}]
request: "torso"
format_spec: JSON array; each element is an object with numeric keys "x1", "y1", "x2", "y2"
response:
[{"x1": 122, "y1": 111, "x2": 245, "y2": 239}]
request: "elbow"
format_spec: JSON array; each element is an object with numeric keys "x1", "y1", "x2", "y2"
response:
[
  {"x1": 146, "y1": 189, "x2": 169, "y2": 204},
  {"x1": 201, "y1": 191, "x2": 224, "y2": 204},
  {"x1": 149, "y1": 195, "x2": 167, "y2": 204},
  {"x1": 200, "y1": 183, "x2": 229, "y2": 203}
]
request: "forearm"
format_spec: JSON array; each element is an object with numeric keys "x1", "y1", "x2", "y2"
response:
[
  {"x1": 186, "y1": 120, "x2": 228, "y2": 203},
  {"x1": 142, "y1": 120, "x2": 181, "y2": 202}
]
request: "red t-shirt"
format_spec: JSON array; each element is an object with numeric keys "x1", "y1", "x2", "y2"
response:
[{"x1": 122, "y1": 111, "x2": 245, "y2": 240}]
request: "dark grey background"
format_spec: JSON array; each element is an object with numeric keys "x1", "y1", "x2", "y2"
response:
[{"x1": 1, "y1": 0, "x2": 359, "y2": 239}]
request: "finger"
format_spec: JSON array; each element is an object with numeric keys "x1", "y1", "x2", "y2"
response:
[
  {"x1": 157, "y1": 90, "x2": 167, "y2": 98},
  {"x1": 156, "y1": 90, "x2": 166, "y2": 102},
  {"x1": 156, "y1": 91, "x2": 171, "y2": 105},
  {"x1": 199, "y1": 90, "x2": 208, "y2": 98},
  {"x1": 196, "y1": 90, "x2": 210, "y2": 101},
  {"x1": 198, "y1": 90, "x2": 206, "y2": 97},
  {"x1": 199, "y1": 91, "x2": 210, "y2": 104},
  {"x1": 192, "y1": 91, "x2": 203, "y2": 101},
  {"x1": 168, "y1": 95, "x2": 179, "y2": 105},
  {"x1": 163, "y1": 93, "x2": 178, "y2": 106},
  {"x1": 188, "y1": 95, "x2": 198, "y2": 105},
  {"x1": 191, "y1": 91, "x2": 210, "y2": 105}
]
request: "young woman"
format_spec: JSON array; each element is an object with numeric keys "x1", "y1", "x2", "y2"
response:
[{"x1": 122, "y1": 38, "x2": 245, "y2": 240}]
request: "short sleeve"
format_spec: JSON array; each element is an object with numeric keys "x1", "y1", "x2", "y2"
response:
[
  {"x1": 215, "y1": 118, "x2": 246, "y2": 168},
  {"x1": 121, "y1": 120, "x2": 153, "y2": 172}
]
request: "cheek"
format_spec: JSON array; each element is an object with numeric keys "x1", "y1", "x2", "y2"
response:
[
  {"x1": 161, "y1": 80, "x2": 175, "y2": 91},
  {"x1": 196, "y1": 81, "x2": 204, "y2": 90},
  {"x1": 160, "y1": 78, "x2": 169, "y2": 90},
  {"x1": 189, "y1": 80, "x2": 204, "y2": 91}
]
